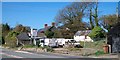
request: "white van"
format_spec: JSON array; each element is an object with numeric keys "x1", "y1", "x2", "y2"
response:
[
  {"x1": 49, "y1": 38, "x2": 58, "y2": 47},
  {"x1": 57, "y1": 38, "x2": 65, "y2": 47},
  {"x1": 41, "y1": 38, "x2": 58, "y2": 47}
]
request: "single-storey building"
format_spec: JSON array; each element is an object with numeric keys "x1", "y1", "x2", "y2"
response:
[
  {"x1": 74, "y1": 30, "x2": 93, "y2": 42},
  {"x1": 16, "y1": 32, "x2": 32, "y2": 46}
]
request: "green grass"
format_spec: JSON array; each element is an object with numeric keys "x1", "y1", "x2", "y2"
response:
[
  {"x1": 23, "y1": 45, "x2": 36, "y2": 48},
  {"x1": 79, "y1": 40, "x2": 106, "y2": 56},
  {"x1": 80, "y1": 40, "x2": 105, "y2": 50}
]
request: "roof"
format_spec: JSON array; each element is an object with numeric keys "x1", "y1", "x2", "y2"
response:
[
  {"x1": 37, "y1": 33, "x2": 46, "y2": 38},
  {"x1": 17, "y1": 32, "x2": 30, "y2": 40},
  {"x1": 37, "y1": 26, "x2": 51, "y2": 33},
  {"x1": 25, "y1": 26, "x2": 31, "y2": 32},
  {"x1": 74, "y1": 30, "x2": 91, "y2": 36},
  {"x1": 37, "y1": 26, "x2": 57, "y2": 38},
  {"x1": 37, "y1": 26, "x2": 57, "y2": 34}
]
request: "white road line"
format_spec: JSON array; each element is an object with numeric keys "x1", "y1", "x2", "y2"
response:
[
  {"x1": 1, "y1": 53, "x2": 23, "y2": 58},
  {"x1": 15, "y1": 51, "x2": 55, "y2": 57},
  {"x1": 15, "y1": 51, "x2": 34, "y2": 54}
]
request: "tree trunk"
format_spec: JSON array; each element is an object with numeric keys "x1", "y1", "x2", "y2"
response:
[
  {"x1": 95, "y1": 2, "x2": 99, "y2": 26},
  {"x1": 93, "y1": 2, "x2": 99, "y2": 26},
  {"x1": 89, "y1": 9, "x2": 94, "y2": 29}
]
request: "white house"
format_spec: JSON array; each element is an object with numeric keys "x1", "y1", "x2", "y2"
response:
[
  {"x1": 31, "y1": 28, "x2": 38, "y2": 37},
  {"x1": 74, "y1": 30, "x2": 93, "y2": 42}
]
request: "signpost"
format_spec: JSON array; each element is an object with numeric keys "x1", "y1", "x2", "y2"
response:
[
  {"x1": 83, "y1": 35, "x2": 87, "y2": 55},
  {"x1": 83, "y1": 29, "x2": 88, "y2": 56}
]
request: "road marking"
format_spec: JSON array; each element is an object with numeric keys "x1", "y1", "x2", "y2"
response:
[
  {"x1": 15, "y1": 51, "x2": 59, "y2": 57},
  {"x1": 1, "y1": 53, "x2": 23, "y2": 58},
  {"x1": 15, "y1": 51, "x2": 34, "y2": 54}
]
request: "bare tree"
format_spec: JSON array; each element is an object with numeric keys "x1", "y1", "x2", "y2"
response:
[
  {"x1": 55, "y1": 2, "x2": 90, "y2": 25},
  {"x1": 99, "y1": 14, "x2": 118, "y2": 32},
  {"x1": 54, "y1": 2, "x2": 99, "y2": 38},
  {"x1": 92, "y1": 2, "x2": 99, "y2": 26},
  {"x1": 86, "y1": 2, "x2": 96, "y2": 29}
]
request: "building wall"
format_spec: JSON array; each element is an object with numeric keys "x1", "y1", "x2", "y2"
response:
[
  {"x1": 18, "y1": 40, "x2": 31, "y2": 45},
  {"x1": 74, "y1": 35, "x2": 93, "y2": 42},
  {"x1": 31, "y1": 29, "x2": 37, "y2": 37}
]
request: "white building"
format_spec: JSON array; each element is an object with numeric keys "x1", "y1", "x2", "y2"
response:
[
  {"x1": 31, "y1": 28, "x2": 37, "y2": 38},
  {"x1": 74, "y1": 30, "x2": 93, "y2": 42}
]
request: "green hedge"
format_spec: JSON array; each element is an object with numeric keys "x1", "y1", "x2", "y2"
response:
[{"x1": 88, "y1": 26, "x2": 105, "y2": 41}]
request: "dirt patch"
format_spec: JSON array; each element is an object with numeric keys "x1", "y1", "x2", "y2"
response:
[
  {"x1": 20, "y1": 48, "x2": 45, "y2": 52},
  {"x1": 53, "y1": 48, "x2": 96, "y2": 56}
]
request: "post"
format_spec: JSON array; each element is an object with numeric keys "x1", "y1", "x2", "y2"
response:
[
  {"x1": 118, "y1": 53, "x2": 120, "y2": 60},
  {"x1": 83, "y1": 35, "x2": 87, "y2": 55},
  {"x1": 83, "y1": 37, "x2": 85, "y2": 55},
  {"x1": 16, "y1": 37, "x2": 19, "y2": 46},
  {"x1": 43, "y1": 37, "x2": 45, "y2": 47},
  {"x1": 109, "y1": 45, "x2": 111, "y2": 53}
]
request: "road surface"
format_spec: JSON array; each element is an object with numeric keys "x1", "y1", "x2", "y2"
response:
[
  {"x1": 1, "y1": 47, "x2": 89, "y2": 58},
  {"x1": 0, "y1": 47, "x2": 119, "y2": 60}
]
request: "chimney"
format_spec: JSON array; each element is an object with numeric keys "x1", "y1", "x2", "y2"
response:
[
  {"x1": 52, "y1": 22, "x2": 55, "y2": 27},
  {"x1": 44, "y1": 24, "x2": 48, "y2": 28}
]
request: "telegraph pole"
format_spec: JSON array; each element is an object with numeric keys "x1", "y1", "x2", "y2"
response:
[{"x1": 116, "y1": 4, "x2": 118, "y2": 18}]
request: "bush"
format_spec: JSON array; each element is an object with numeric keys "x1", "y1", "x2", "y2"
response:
[
  {"x1": 88, "y1": 26, "x2": 105, "y2": 41},
  {"x1": 95, "y1": 50, "x2": 104, "y2": 56},
  {"x1": 5, "y1": 36, "x2": 17, "y2": 48},
  {"x1": 5, "y1": 31, "x2": 19, "y2": 48},
  {"x1": 44, "y1": 26, "x2": 55, "y2": 38},
  {"x1": 80, "y1": 40, "x2": 105, "y2": 49}
]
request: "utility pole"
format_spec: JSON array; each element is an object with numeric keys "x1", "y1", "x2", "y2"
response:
[
  {"x1": 116, "y1": 4, "x2": 118, "y2": 18},
  {"x1": 116, "y1": 3, "x2": 119, "y2": 24},
  {"x1": 83, "y1": 28, "x2": 88, "y2": 56}
]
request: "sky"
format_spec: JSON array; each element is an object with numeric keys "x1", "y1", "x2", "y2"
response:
[
  {"x1": 0, "y1": 2, "x2": 2, "y2": 24},
  {"x1": 2, "y1": 0, "x2": 120, "y2": 2},
  {"x1": 2, "y1": 2, "x2": 118, "y2": 29}
]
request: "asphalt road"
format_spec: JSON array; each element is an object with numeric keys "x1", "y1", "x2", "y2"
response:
[
  {"x1": 0, "y1": 47, "x2": 119, "y2": 60},
  {"x1": 1, "y1": 47, "x2": 85, "y2": 58}
]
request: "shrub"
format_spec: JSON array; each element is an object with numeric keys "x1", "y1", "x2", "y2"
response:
[
  {"x1": 45, "y1": 30, "x2": 54, "y2": 38},
  {"x1": 80, "y1": 40, "x2": 105, "y2": 50},
  {"x1": 95, "y1": 50, "x2": 104, "y2": 56},
  {"x1": 5, "y1": 31, "x2": 19, "y2": 48},
  {"x1": 44, "y1": 26, "x2": 55, "y2": 38},
  {"x1": 88, "y1": 26, "x2": 105, "y2": 41},
  {"x1": 5, "y1": 36, "x2": 17, "y2": 48}
]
